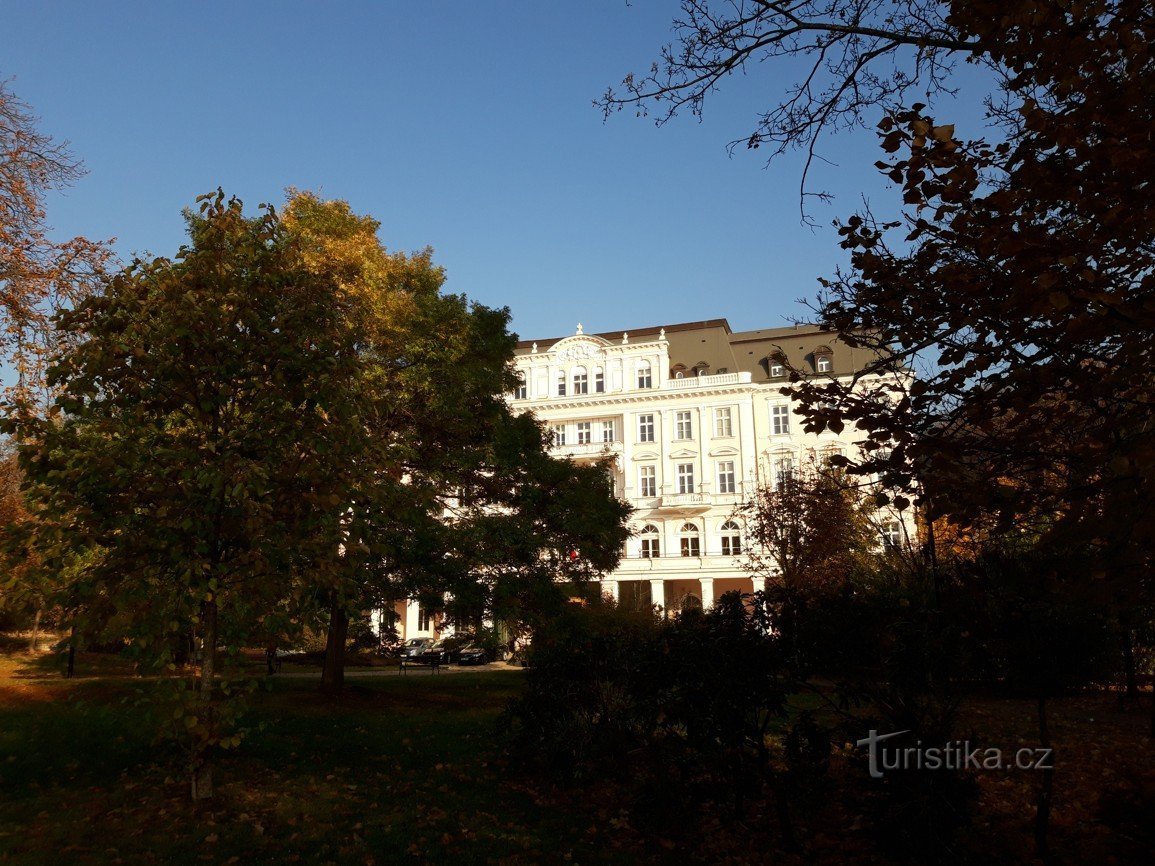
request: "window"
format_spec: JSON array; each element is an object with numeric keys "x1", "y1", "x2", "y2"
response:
[
  {"x1": 639, "y1": 524, "x2": 660, "y2": 558},
  {"x1": 676, "y1": 463, "x2": 695, "y2": 494},
  {"x1": 573, "y1": 367, "x2": 588, "y2": 395},
  {"x1": 675, "y1": 410, "x2": 693, "y2": 440},
  {"x1": 881, "y1": 520, "x2": 903, "y2": 548},
  {"x1": 576, "y1": 421, "x2": 591, "y2": 444},
  {"x1": 720, "y1": 520, "x2": 742, "y2": 556},
  {"x1": 602, "y1": 420, "x2": 615, "y2": 443},
  {"x1": 771, "y1": 405, "x2": 791, "y2": 435},
  {"x1": 822, "y1": 446, "x2": 845, "y2": 466},
  {"x1": 417, "y1": 606, "x2": 433, "y2": 632},
  {"x1": 637, "y1": 413, "x2": 655, "y2": 443},
  {"x1": 514, "y1": 373, "x2": 527, "y2": 400},
  {"x1": 557, "y1": 372, "x2": 566, "y2": 397},
  {"x1": 679, "y1": 522, "x2": 700, "y2": 557},
  {"x1": 714, "y1": 407, "x2": 733, "y2": 437},
  {"x1": 775, "y1": 456, "x2": 795, "y2": 489},
  {"x1": 637, "y1": 362, "x2": 652, "y2": 389},
  {"x1": 717, "y1": 460, "x2": 736, "y2": 494},
  {"x1": 675, "y1": 371, "x2": 684, "y2": 379},
  {"x1": 770, "y1": 361, "x2": 785, "y2": 377},
  {"x1": 816, "y1": 355, "x2": 832, "y2": 373},
  {"x1": 594, "y1": 368, "x2": 605, "y2": 393},
  {"x1": 638, "y1": 465, "x2": 657, "y2": 497},
  {"x1": 552, "y1": 424, "x2": 566, "y2": 446}
]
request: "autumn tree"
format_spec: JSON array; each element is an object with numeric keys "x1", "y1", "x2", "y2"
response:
[
  {"x1": 743, "y1": 456, "x2": 878, "y2": 663},
  {"x1": 608, "y1": 1, "x2": 1155, "y2": 853},
  {"x1": 274, "y1": 193, "x2": 631, "y2": 690},
  {"x1": 0, "y1": 80, "x2": 109, "y2": 409}
]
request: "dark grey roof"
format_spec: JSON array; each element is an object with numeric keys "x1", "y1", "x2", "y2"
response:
[{"x1": 516, "y1": 318, "x2": 880, "y2": 379}]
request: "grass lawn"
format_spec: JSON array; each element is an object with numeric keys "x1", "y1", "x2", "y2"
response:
[
  {"x1": 0, "y1": 650, "x2": 639, "y2": 865},
  {"x1": 2, "y1": 647, "x2": 1154, "y2": 864}
]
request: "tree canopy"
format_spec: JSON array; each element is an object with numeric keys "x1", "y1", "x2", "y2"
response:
[{"x1": 0, "y1": 81, "x2": 109, "y2": 409}]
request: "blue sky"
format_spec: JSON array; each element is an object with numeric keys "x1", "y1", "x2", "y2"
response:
[{"x1": 2, "y1": 1, "x2": 991, "y2": 341}]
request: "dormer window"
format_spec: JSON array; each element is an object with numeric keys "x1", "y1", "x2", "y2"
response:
[
  {"x1": 769, "y1": 353, "x2": 786, "y2": 378},
  {"x1": 814, "y1": 346, "x2": 833, "y2": 374}
]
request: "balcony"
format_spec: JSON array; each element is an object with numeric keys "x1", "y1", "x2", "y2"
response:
[
  {"x1": 664, "y1": 372, "x2": 752, "y2": 390},
  {"x1": 551, "y1": 440, "x2": 622, "y2": 460},
  {"x1": 657, "y1": 492, "x2": 711, "y2": 513}
]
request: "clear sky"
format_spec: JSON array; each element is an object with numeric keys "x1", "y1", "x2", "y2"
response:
[{"x1": 2, "y1": 1, "x2": 990, "y2": 342}]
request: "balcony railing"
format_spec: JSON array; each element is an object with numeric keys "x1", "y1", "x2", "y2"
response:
[
  {"x1": 551, "y1": 440, "x2": 622, "y2": 458},
  {"x1": 657, "y1": 492, "x2": 710, "y2": 510},
  {"x1": 665, "y1": 372, "x2": 751, "y2": 390}
]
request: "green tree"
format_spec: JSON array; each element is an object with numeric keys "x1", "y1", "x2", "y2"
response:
[{"x1": 8, "y1": 191, "x2": 372, "y2": 799}]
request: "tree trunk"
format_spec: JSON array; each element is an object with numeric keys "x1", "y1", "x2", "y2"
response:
[
  {"x1": 1122, "y1": 629, "x2": 1139, "y2": 702},
  {"x1": 191, "y1": 599, "x2": 218, "y2": 801},
  {"x1": 28, "y1": 607, "x2": 42, "y2": 653},
  {"x1": 1150, "y1": 683, "x2": 1155, "y2": 740},
  {"x1": 66, "y1": 623, "x2": 76, "y2": 678},
  {"x1": 1034, "y1": 696, "x2": 1054, "y2": 864},
  {"x1": 321, "y1": 600, "x2": 349, "y2": 693}
]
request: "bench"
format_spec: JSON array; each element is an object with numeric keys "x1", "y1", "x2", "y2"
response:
[{"x1": 398, "y1": 656, "x2": 441, "y2": 675}]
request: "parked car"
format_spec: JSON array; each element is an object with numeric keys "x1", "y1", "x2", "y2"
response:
[
  {"x1": 417, "y1": 639, "x2": 454, "y2": 666},
  {"x1": 397, "y1": 638, "x2": 434, "y2": 662},
  {"x1": 457, "y1": 643, "x2": 490, "y2": 665}
]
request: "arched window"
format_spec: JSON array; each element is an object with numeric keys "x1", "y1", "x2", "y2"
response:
[
  {"x1": 680, "y1": 594, "x2": 702, "y2": 613},
  {"x1": 594, "y1": 367, "x2": 605, "y2": 393},
  {"x1": 720, "y1": 520, "x2": 742, "y2": 556},
  {"x1": 637, "y1": 361, "x2": 652, "y2": 389},
  {"x1": 639, "y1": 524, "x2": 660, "y2": 558},
  {"x1": 557, "y1": 371, "x2": 566, "y2": 396},
  {"x1": 814, "y1": 346, "x2": 833, "y2": 374},
  {"x1": 513, "y1": 372, "x2": 527, "y2": 400},
  {"x1": 573, "y1": 366, "x2": 588, "y2": 395},
  {"x1": 679, "y1": 522, "x2": 701, "y2": 557}
]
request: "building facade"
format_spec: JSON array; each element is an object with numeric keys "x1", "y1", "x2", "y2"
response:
[
  {"x1": 383, "y1": 318, "x2": 908, "y2": 640},
  {"x1": 508, "y1": 318, "x2": 905, "y2": 615}
]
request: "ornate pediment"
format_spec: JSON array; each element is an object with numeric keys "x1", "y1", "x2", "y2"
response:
[
  {"x1": 551, "y1": 334, "x2": 611, "y2": 362},
  {"x1": 708, "y1": 446, "x2": 740, "y2": 457}
]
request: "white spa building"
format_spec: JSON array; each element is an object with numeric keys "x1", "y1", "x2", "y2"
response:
[{"x1": 386, "y1": 318, "x2": 909, "y2": 639}]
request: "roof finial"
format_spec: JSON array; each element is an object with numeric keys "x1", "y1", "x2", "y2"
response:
[
  {"x1": 576, "y1": 322, "x2": 584, "y2": 335},
  {"x1": 659, "y1": 328, "x2": 666, "y2": 341},
  {"x1": 531, "y1": 342, "x2": 538, "y2": 353},
  {"x1": 622, "y1": 332, "x2": 629, "y2": 344}
]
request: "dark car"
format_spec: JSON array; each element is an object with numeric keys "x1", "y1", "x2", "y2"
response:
[
  {"x1": 457, "y1": 643, "x2": 490, "y2": 665},
  {"x1": 417, "y1": 639, "x2": 453, "y2": 666},
  {"x1": 397, "y1": 638, "x2": 434, "y2": 662}
]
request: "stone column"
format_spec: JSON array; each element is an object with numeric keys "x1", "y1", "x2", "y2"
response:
[
  {"x1": 404, "y1": 598, "x2": 420, "y2": 637},
  {"x1": 650, "y1": 578, "x2": 666, "y2": 614},
  {"x1": 602, "y1": 578, "x2": 620, "y2": 602},
  {"x1": 750, "y1": 576, "x2": 766, "y2": 595},
  {"x1": 699, "y1": 577, "x2": 715, "y2": 610}
]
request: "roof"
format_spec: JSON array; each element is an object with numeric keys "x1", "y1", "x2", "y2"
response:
[{"x1": 515, "y1": 318, "x2": 880, "y2": 380}]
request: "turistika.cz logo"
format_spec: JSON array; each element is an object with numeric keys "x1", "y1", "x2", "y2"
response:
[{"x1": 855, "y1": 729, "x2": 1054, "y2": 779}]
